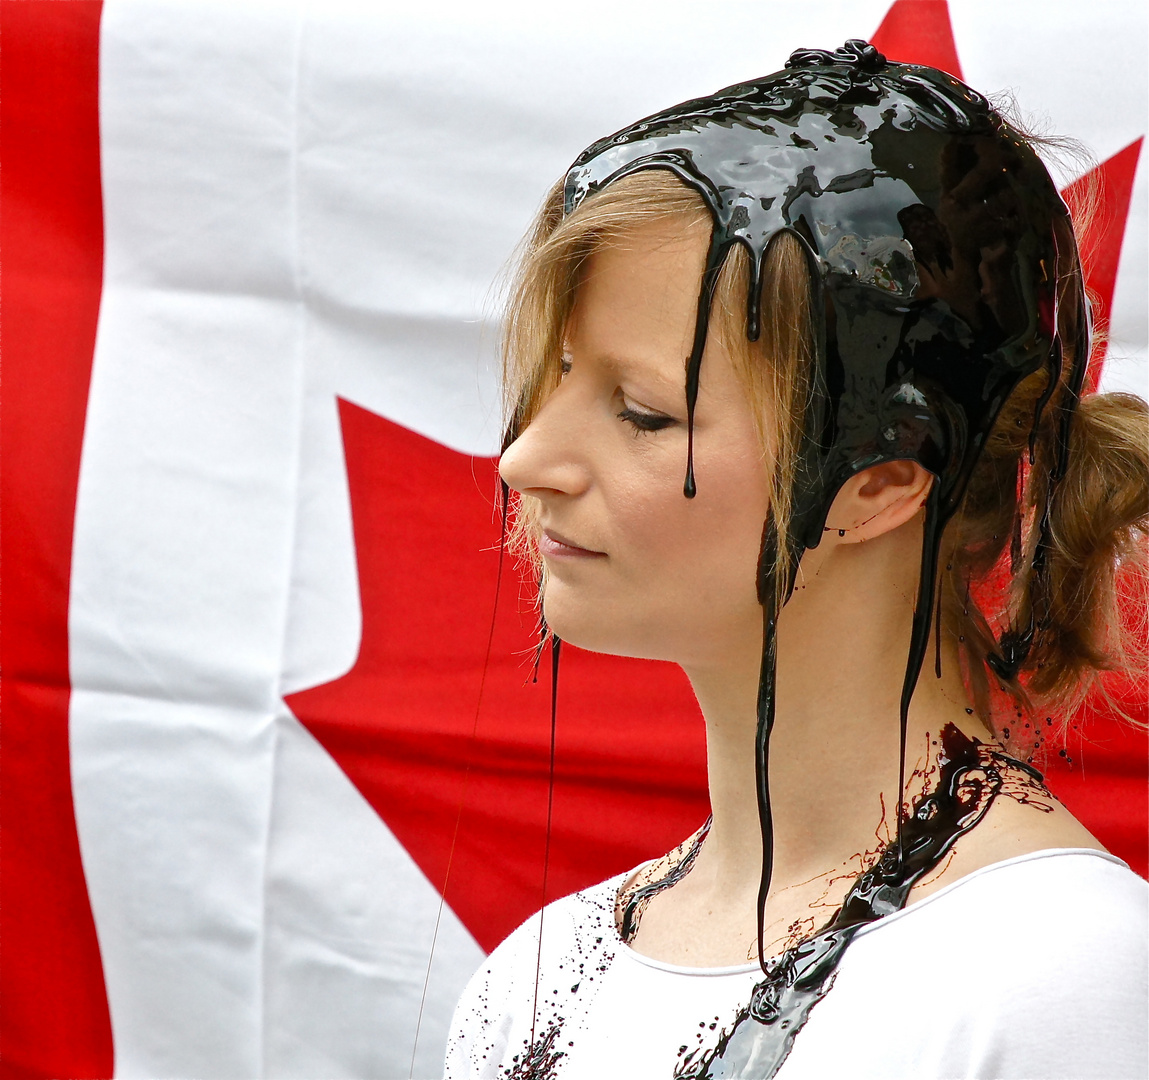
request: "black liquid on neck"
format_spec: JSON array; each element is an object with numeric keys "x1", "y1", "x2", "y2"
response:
[{"x1": 675, "y1": 725, "x2": 1042, "y2": 1079}]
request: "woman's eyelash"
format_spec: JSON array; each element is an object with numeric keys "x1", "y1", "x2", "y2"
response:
[{"x1": 617, "y1": 406, "x2": 676, "y2": 433}]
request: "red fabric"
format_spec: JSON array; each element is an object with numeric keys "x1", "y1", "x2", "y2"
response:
[
  {"x1": 1062, "y1": 139, "x2": 1144, "y2": 392},
  {"x1": 287, "y1": 401, "x2": 710, "y2": 952},
  {"x1": 0, "y1": 1, "x2": 1142, "y2": 1068},
  {"x1": 1048, "y1": 142, "x2": 1148, "y2": 868},
  {"x1": 0, "y1": 4, "x2": 114, "y2": 1078},
  {"x1": 1044, "y1": 674, "x2": 1148, "y2": 880},
  {"x1": 871, "y1": 0, "x2": 963, "y2": 79}
]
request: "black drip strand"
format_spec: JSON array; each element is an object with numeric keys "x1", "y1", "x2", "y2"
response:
[
  {"x1": 529, "y1": 635, "x2": 562, "y2": 1049},
  {"x1": 1029, "y1": 333, "x2": 1063, "y2": 466},
  {"x1": 411, "y1": 482, "x2": 511, "y2": 1076},
  {"x1": 1009, "y1": 455, "x2": 1025, "y2": 576},
  {"x1": 896, "y1": 485, "x2": 944, "y2": 868},
  {"x1": 752, "y1": 519, "x2": 800, "y2": 974},
  {"x1": 933, "y1": 565, "x2": 944, "y2": 680},
  {"x1": 753, "y1": 581, "x2": 781, "y2": 978},
  {"x1": 990, "y1": 286, "x2": 1090, "y2": 682},
  {"x1": 746, "y1": 246, "x2": 765, "y2": 343},
  {"x1": 754, "y1": 582, "x2": 781, "y2": 973},
  {"x1": 531, "y1": 607, "x2": 549, "y2": 684},
  {"x1": 683, "y1": 233, "x2": 732, "y2": 499},
  {"x1": 499, "y1": 477, "x2": 511, "y2": 533}
]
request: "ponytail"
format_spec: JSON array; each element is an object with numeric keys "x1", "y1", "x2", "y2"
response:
[
  {"x1": 1032, "y1": 390, "x2": 1148, "y2": 703},
  {"x1": 944, "y1": 251, "x2": 1148, "y2": 739}
]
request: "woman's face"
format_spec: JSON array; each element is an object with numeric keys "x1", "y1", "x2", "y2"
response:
[{"x1": 498, "y1": 221, "x2": 770, "y2": 671}]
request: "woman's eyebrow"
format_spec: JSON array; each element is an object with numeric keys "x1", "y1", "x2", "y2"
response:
[{"x1": 595, "y1": 351, "x2": 682, "y2": 391}]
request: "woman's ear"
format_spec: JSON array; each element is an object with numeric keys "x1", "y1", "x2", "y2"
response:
[{"x1": 824, "y1": 459, "x2": 934, "y2": 544}]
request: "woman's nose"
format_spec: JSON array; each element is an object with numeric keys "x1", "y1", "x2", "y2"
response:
[{"x1": 498, "y1": 385, "x2": 591, "y2": 499}]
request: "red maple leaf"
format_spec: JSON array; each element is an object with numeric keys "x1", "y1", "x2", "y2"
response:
[
  {"x1": 1061, "y1": 139, "x2": 1144, "y2": 391},
  {"x1": 871, "y1": 0, "x2": 964, "y2": 79}
]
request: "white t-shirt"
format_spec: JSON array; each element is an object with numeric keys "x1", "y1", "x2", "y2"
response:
[{"x1": 446, "y1": 849, "x2": 1148, "y2": 1079}]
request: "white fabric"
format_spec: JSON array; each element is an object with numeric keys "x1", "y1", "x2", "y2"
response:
[{"x1": 447, "y1": 849, "x2": 1149, "y2": 1079}]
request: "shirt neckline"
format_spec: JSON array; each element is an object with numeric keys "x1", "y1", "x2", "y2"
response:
[{"x1": 611, "y1": 847, "x2": 1128, "y2": 977}]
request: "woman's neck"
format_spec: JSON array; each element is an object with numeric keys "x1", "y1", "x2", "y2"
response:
[
  {"x1": 683, "y1": 515, "x2": 990, "y2": 908},
  {"x1": 628, "y1": 514, "x2": 1100, "y2": 967}
]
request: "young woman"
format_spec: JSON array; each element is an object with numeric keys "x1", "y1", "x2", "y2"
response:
[{"x1": 446, "y1": 41, "x2": 1148, "y2": 1079}]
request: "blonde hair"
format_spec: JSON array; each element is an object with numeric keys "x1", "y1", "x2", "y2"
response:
[{"x1": 501, "y1": 167, "x2": 1148, "y2": 737}]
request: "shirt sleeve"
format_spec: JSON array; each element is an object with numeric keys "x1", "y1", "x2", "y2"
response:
[
  {"x1": 444, "y1": 911, "x2": 542, "y2": 1080},
  {"x1": 930, "y1": 856, "x2": 1149, "y2": 1080}
]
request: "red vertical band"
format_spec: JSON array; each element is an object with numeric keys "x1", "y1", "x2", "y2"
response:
[{"x1": 0, "y1": 3, "x2": 114, "y2": 1077}]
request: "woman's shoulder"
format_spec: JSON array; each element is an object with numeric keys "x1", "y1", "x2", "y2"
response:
[
  {"x1": 486, "y1": 869, "x2": 628, "y2": 970},
  {"x1": 785, "y1": 851, "x2": 1148, "y2": 1079},
  {"x1": 832, "y1": 850, "x2": 1146, "y2": 1010},
  {"x1": 912, "y1": 847, "x2": 1143, "y2": 920},
  {"x1": 865, "y1": 848, "x2": 1147, "y2": 961},
  {"x1": 445, "y1": 869, "x2": 631, "y2": 1075}
]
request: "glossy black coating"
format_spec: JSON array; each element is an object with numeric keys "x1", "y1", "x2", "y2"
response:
[
  {"x1": 566, "y1": 38, "x2": 1067, "y2": 537},
  {"x1": 529, "y1": 633, "x2": 563, "y2": 1050},
  {"x1": 507, "y1": 1021, "x2": 564, "y2": 1080},
  {"x1": 752, "y1": 522, "x2": 781, "y2": 970},
  {"x1": 619, "y1": 816, "x2": 712, "y2": 943},
  {"x1": 675, "y1": 725, "x2": 1040, "y2": 1079},
  {"x1": 563, "y1": 39, "x2": 1084, "y2": 972}
]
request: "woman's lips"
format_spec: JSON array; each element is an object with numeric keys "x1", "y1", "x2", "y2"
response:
[{"x1": 540, "y1": 529, "x2": 605, "y2": 559}]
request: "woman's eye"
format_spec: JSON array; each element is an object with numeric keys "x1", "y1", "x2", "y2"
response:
[{"x1": 617, "y1": 405, "x2": 677, "y2": 434}]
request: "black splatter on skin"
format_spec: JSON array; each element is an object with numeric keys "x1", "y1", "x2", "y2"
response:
[
  {"x1": 618, "y1": 817, "x2": 713, "y2": 945},
  {"x1": 496, "y1": 727, "x2": 1053, "y2": 1078}
]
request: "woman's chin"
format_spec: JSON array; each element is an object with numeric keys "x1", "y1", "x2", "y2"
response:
[
  {"x1": 540, "y1": 598, "x2": 609, "y2": 653},
  {"x1": 540, "y1": 596, "x2": 672, "y2": 662}
]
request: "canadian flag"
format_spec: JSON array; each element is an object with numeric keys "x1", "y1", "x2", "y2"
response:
[{"x1": 2, "y1": 2, "x2": 1144, "y2": 1077}]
